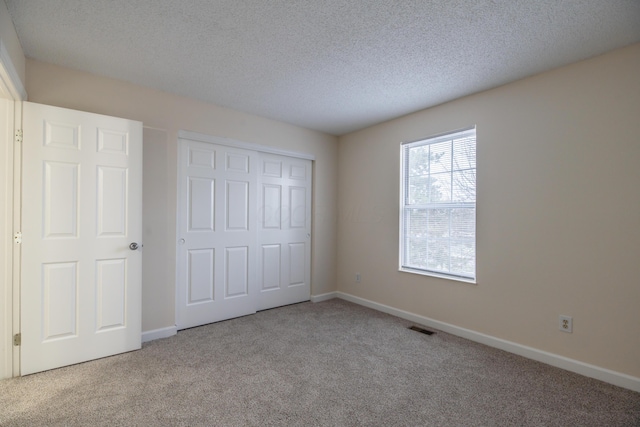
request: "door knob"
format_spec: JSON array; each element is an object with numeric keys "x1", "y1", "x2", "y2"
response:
[{"x1": 129, "y1": 242, "x2": 139, "y2": 250}]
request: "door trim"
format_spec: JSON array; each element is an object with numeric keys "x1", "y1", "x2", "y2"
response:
[
  {"x1": 0, "y1": 97, "x2": 14, "y2": 380},
  {"x1": 0, "y1": 40, "x2": 27, "y2": 101},
  {"x1": 178, "y1": 130, "x2": 316, "y2": 161},
  {"x1": 0, "y1": 40, "x2": 26, "y2": 379}
]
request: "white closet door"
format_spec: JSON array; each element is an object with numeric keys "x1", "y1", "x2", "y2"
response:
[
  {"x1": 177, "y1": 140, "x2": 258, "y2": 329},
  {"x1": 257, "y1": 154, "x2": 311, "y2": 310},
  {"x1": 21, "y1": 102, "x2": 142, "y2": 375}
]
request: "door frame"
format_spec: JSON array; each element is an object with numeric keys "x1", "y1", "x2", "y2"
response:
[
  {"x1": 0, "y1": 40, "x2": 27, "y2": 379},
  {"x1": 175, "y1": 130, "x2": 314, "y2": 328}
]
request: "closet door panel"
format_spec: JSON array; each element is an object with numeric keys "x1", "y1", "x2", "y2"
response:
[
  {"x1": 257, "y1": 154, "x2": 312, "y2": 310},
  {"x1": 177, "y1": 141, "x2": 257, "y2": 329}
]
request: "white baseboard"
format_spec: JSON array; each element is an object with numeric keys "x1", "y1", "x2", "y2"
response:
[
  {"x1": 336, "y1": 291, "x2": 640, "y2": 393},
  {"x1": 142, "y1": 326, "x2": 177, "y2": 343},
  {"x1": 310, "y1": 292, "x2": 338, "y2": 303}
]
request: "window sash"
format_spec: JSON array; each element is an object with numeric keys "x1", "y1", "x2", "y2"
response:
[{"x1": 400, "y1": 127, "x2": 476, "y2": 282}]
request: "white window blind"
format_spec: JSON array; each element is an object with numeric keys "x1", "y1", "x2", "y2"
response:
[{"x1": 400, "y1": 127, "x2": 476, "y2": 282}]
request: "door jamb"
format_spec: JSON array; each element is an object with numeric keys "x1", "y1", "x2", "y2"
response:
[{"x1": 0, "y1": 39, "x2": 27, "y2": 379}]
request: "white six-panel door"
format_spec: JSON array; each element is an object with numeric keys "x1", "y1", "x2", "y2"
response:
[
  {"x1": 177, "y1": 141, "x2": 258, "y2": 329},
  {"x1": 21, "y1": 102, "x2": 142, "y2": 375},
  {"x1": 257, "y1": 154, "x2": 311, "y2": 310},
  {"x1": 177, "y1": 138, "x2": 312, "y2": 329}
]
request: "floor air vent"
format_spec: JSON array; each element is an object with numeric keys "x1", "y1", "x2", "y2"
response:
[{"x1": 409, "y1": 326, "x2": 435, "y2": 335}]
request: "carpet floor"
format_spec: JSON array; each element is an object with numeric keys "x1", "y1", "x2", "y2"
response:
[{"x1": 0, "y1": 299, "x2": 639, "y2": 426}]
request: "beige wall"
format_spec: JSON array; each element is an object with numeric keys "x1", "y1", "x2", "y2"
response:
[
  {"x1": 26, "y1": 59, "x2": 339, "y2": 332},
  {"x1": 0, "y1": 1, "x2": 25, "y2": 87},
  {"x1": 337, "y1": 43, "x2": 640, "y2": 377}
]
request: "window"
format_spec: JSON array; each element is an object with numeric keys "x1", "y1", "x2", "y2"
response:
[{"x1": 400, "y1": 127, "x2": 476, "y2": 282}]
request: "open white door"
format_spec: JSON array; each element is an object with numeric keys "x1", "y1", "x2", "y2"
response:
[{"x1": 20, "y1": 102, "x2": 142, "y2": 375}]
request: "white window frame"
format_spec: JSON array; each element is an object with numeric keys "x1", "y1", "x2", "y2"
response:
[{"x1": 399, "y1": 127, "x2": 477, "y2": 283}]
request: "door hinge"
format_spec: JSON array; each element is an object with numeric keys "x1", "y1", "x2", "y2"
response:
[
  {"x1": 15, "y1": 129, "x2": 23, "y2": 144},
  {"x1": 13, "y1": 333, "x2": 21, "y2": 346},
  {"x1": 14, "y1": 231, "x2": 22, "y2": 244}
]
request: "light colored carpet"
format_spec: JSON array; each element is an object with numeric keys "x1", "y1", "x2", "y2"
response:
[{"x1": 0, "y1": 299, "x2": 638, "y2": 426}]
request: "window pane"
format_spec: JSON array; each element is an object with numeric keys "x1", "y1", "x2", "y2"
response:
[
  {"x1": 427, "y1": 238, "x2": 450, "y2": 271},
  {"x1": 429, "y1": 172, "x2": 451, "y2": 202},
  {"x1": 451, "y1": 208, "x2": 475, "y2": 238},
  {"x1": 451, "y1": 240, "x2": 475, "y2": 276},
  {"x1": 408, "y1": 175, "x2": 430, "y2": 205},
  {"x1": 408, "y1": 145, "x2": 430, "y2": 176},
  {"x1": 429, "y1": 141, "x2": 452, "y2": 174},
  {"x1": 406, "y1": 237, "x2": 427, "y2": 268},
  {"x1": 452, "y1": 138, "x2": 476, "y2": 171},
  {"x1": 406, "y1": 208, "x2": 428, "y2": 268},
  {"x1": 407, "y1": 208, "x2": 427, "y2": 237},
  {"x1": 452, "y1": 169, "x2": 476, "y2": 202},
  {"x1": 427, "y1": 208, "x2": 449, "y2": 238}
]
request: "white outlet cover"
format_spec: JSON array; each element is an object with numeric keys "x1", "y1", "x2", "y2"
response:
[{"x1": 559, "y1": 315, "x2": 573, "y2": 333}]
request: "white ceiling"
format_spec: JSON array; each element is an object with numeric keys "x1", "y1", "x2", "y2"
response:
[{"x1": 5, "y1": 1, "x2": 640, "y2": 135}]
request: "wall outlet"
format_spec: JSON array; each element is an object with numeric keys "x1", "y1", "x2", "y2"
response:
[
  {"x1": 559, "y1": 315, "x2": 572, "y2": 333},
  {"x1": 355, "y1": 273, "x2": 361, "y2": 283}
]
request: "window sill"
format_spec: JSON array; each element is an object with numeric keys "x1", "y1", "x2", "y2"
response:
[{"x1": 399, "y1": 267, "x2": 476, "y2": 284}]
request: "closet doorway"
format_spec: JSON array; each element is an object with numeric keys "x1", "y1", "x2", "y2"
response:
[{"x1": 176, "y1": 132, "x2": 312, "y2": 329}]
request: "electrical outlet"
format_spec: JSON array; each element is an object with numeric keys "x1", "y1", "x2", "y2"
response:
[
  {"x1": 559, "y1": 315, "x2": 572, "y2": 333},
  {"x1": 355, "y1": 273, "x2": 361, "y2": 283}
]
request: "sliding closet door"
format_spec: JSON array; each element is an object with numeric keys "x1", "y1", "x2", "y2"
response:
[
  {"x1": 176, "y1": 140, "x2": 258, "y2": 329},
  {"x1": 257, "y1": 154, "x2": 312, "y2": 310},
  {"x1": 177, "y1": 135, "x2": 312, "y2": 329}
]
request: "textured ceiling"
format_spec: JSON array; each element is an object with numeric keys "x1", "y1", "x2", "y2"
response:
[{"x1": 5, "y1": 1, "x2": 640, "y2": 135}]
